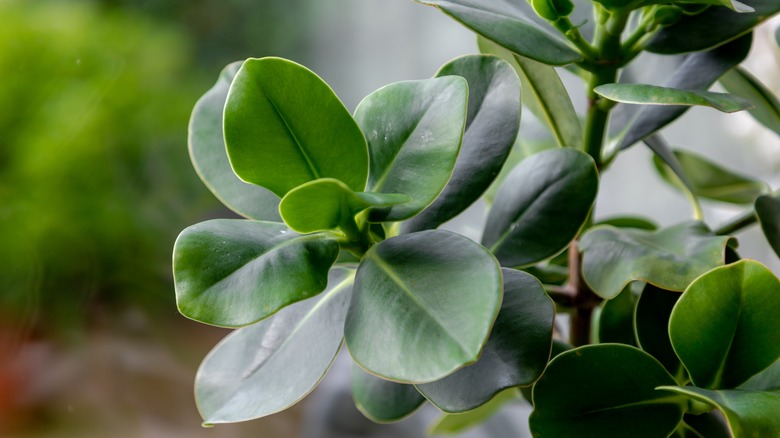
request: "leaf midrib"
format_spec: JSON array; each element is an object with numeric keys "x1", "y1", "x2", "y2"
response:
[{"x1": 265, "y1": 90, "x2": 321, "y2": 180}]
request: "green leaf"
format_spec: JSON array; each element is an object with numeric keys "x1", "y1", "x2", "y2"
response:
[
  {"x1": 415, "y1": 0, "x2": 581, "y2": 65},
  {"x1": 173, "y1": 219, "x2": 339, "y2": 327},
  {"x1": 647, "y1": 0, "x2": 779, "y2": 54},
  {"x1": 653, "y1": 149, "x2": 768, "y2": 204},
  {"x1": 720, "y1": 66, "x2": 780, "y2": 137},
  {"x1": 354, "y1": 76, "x2": 467, "y2": 222},
  {"x1": 681, "y1": 412, "x2": 732, "y2": 438},
  {"x1": 224, "y1": 57, "x2": 368, "y2": 197},
  {"x1": 529, "y1": 344, "x2": 685, "y2": 438},
  {"x1": 659, "y1": 386, "x2": 780, "y2": 438},
  {"x1": 580, "y1": 221, "x2": 732, "y2": 299},
  {"x1": 596, "y1": 283, "x2": 638, "y2": 346},
  {"x1": 669, "y1": 260, "x2": 780, "y2": 389},
  {"x1": 595, "y1": 84, "x2": 752, "y2": 113},
  {"x1": 428, "y1": 388, "x2": 520, "y2": 435},
  {"x1": 596, "y1": 216, "x2": 657, "y2": 230},
  {"x1": 635, "y1": 284, "x2": 684, "y2": 377},
  {"x1": 188, "y1": 61, "x2": 281, "y2": 221},
  {"x1": 478, "y1": 37, "x2": 582, "y2": 148},
  {"x1": 345, "y1": 230, "x2": 502, "y2": 383},
  {"x1": 351, "y1": 364, "x2": 426, "y2": 423},
  {"x1": 415, "y1": 268, "x2": 554, "y2": 412},
  {"x1": 755, "y1": 194, "x2": 780, "y2": 258},
  {"x1": 279, "y1": 178, "x2": 409, "y2": 234},
  {"x1": 738, "y1": 357, "x2": 780, "y2": 392},
  {"x1": 401, "y1": 55, "x2": 520, "y2": 233},
  {"x1": 482, "y1": 148, "x2": 598, "y2": 268},
  {"x1": 195, "y1": 268, "x2": 353, "y2": 424}
]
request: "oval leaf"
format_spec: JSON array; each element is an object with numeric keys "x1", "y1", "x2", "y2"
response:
[
  {"x1": 719, "y1": 66, "x2": 780, "y2": 137},
  {"x1": 416, "y1": 0, "x2": 581, "y2": 65},
  {"x1": 401, "y1": 55, "x2": 520, "y2": 233},
  {"x1": 351, "y1": 364, "x2": 426, "y2": 423},
  {"x1": 195, "y1": 269, "x2": 354, "y2": 424},
  {"x1": 354, "y1": 77, "x2": 467, "y2": 222},
  {"x1": 188, "y1": 61, "x2": 281, "y2": 221},
  {"x1": 756, "y1": 194, "x2": 780, "y2": 258},
  {"x1": 482, "y1": 148, "x2": 598, "y2": 268},
  {"x1": 580, "y1": 221, "x2": 732, "y2": 299},
  {"x1": 415, "y1": 268, "x2": 554, "y2": 412},
  {"x1": 345, "y1": 230, "x2": 502, "y2": 383},
  {"x1": 635, "y1": 284, "x2": 684, "y2": 377},
  {"x1": 595, "y1": 84, "x2": 752, "y2": 113},
  {"x1": 224, "y1": 57, "x2": 368, "y2": 197},
  {"x1": 529, "y1": 344, "x2": 685, "y2": 438},
  {"x1": 173, "y1": 219, "x2": 339, "y2": 327},
  {"x1": 669, "y1": 260, "x2": 780, "y2": 389}
]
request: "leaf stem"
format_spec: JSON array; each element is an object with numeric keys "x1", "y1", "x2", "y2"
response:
[
  {"x1": 714, "y1": 208, "x2": 758, "y2": 236},
  {"x1": 553, "y1": 17, "x2": 599, "y2": 61}
]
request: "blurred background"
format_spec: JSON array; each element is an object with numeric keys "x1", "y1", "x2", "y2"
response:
[{"x1": 0, "y1": 0, "x2": 778, "y2": 437}]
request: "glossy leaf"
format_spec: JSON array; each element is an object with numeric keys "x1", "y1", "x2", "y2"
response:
[
  {"x1": 173, "y1": 220, "x2": 339, "y2": 327},
  {"x1": 720, "y1": 66, "x2": 780, "y2": 137},
  {"x1": 401, "y1": 55, "x2": 520, "y2": 233},
  {"x1": 659, "y1": 386, "x2": 780, "y2": 438},
  {"x1": 279, "y1": 178, "x2": 409, "y2": 234},
  {"x1": 195, "y1": 269, "x2": 354, "y2": 423},
  {"x1": 595, "y1": 84, "x2": 752, "y2": 113},
  {"x1": 596, "y1": 283, "x2": 638, "y2": 346},
  {"x1": 188, "y1": 61, "x2": 281, "y2": 221},
  {"x1": 755, "y1": 194, "x2": 780, "y2": 258},
  {"x1": 653, "y1": 149, "x2": 768, "y2": 204},
  {"x1": 478, "y1": 37, "x2": 582, "y2": 148},
  {"x1": 416, "y1": 268, "x2": 554, "y2": 412},
  {"x1": 354, "y1": 76, "x2": 467, "y2": 222},
  {"x1": 224, "y1": 57, "x2": 368, "y2": 197},
  {"x1": 529, "y1": 344, "x2": 685, "y2": 438},
  {"x1": 428, "y1": 388, "x2": 520, "y2": 435},
  {"x1": 647, "y1": 0, "x2": 779, "y2": 54},
  {"x1": 345, "y1": 230, "x2": 502, "y2": 383},
  {"x1": 416, "y1": 0, "x2": 581, "y2": 65},
  {"x1": 580, "y1": 221, "x2": 732, "y2": 299},
  {"x1": 635, "y1": 284, "x2": 684, "y2": 377},
  {"x1": 482, "y1": 148, "x2": 598, "y2": 268},
  {"x1": 669, "y1": 260, "x2": 780, "y2": 389},
  {"x1": 351, "y1": 364, "x2": 426, "y2": 423}
]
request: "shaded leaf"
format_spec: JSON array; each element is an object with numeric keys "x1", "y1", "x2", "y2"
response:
[
  {"x1": 195, "y1": 268, "x2": 354, "y2": 423},
  {"x1": 482, "y1": 148, "x2": 598, "y2": 268},
  {"x1": 755, "y1": 194, "x2": 780, "y2": 259},
  {"x1": 224, "y1": 57, "x2": 368, "y2": 197},
  {"x1": 345, "y1": 230, "x2": 502, "y2": 383},
  {"x1": 681, "y1": 412, "x2": 731, "y2": 438},
  {"x1": 595, "y1": 83, "x2": 752, "y2": 113},
  {"x1": 401, "y1": 55, "x2": 520, "y2": 233},
  {"x1": 351, "y1": 364, "x2": 426, "y2": 423},
  {"x1": 354, "y1": 77, "x2": 467, "y2": 222},
  {"x1": 596, "y1": 216, "x2": 657, "y2": 230},
  {"x1": 173, "y1": 219, "x2": 339, "y2": 327},
  {"x1": 188, "y1": 61, "x2": 281, "y2": 221},
  {"x1": 738, "y1": 357, "x2": 780, "y2": 392},
  {"x1": 428, "y1": 388, "x2": 520, "y2": 435},
  {"x1": 635, "y1": 284, "x2": 684, "y2": 377},
  {"x1": 669, "y1": 260, "x2": 780, "y2": 389},
  {"x1": 720, "y1": 66, "x2": 780, "y2": 137},
  {"x1": 596, "y1": 283, "x2": 638, "y2": 346}
]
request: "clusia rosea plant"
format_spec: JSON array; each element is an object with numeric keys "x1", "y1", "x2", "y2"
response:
[{"x1": 173, "y1": 0, "x2": 780, "y2": 436}]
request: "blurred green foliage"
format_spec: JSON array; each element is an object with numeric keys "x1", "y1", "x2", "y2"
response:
[{"x1": 0, "y1": 0, "x2": 217, "y2": 340}]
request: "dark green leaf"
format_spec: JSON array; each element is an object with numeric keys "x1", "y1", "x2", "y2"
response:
[
  {"x1": 345, "y1": 230, "x2": 502, "y2": 383},
  {"x1": 173, "y1": 220, "x2": 339, "y2": 327},
  {"x1": 416, "y1": 269, "x2": 554, "y2": 412},
  {"x1": 738, "y1": 357, "x2": 780, "y2": 392},
  {"x1": 720, "y1": 66, "x2": 780, "y2": 137},
  {"x1": 224, "y1": 57, "x2": 368, "y2": 197},
  {"x1": 647, "y1": 0, "x2": 778, "y2": 54},
  {"x1": 354, "y1": 77, "x2": 467, "y2": 222},
  {"x1": 596, "y1": 216, "x2": 657, "y2": 230},
  {"x1": 529, "y1": 344, "x2": 685, "y2": 438},
  {"x1": 351, "y1": 364, "x2": 426, "y2": 423},
  {"x1": 596, "y1": 283, "x2": 638, "y2": 346},
  {"x1": 755, "y1": 194, "x2": 780, "y2": 259},
  {"x1": 635, "y1": 284, "x2": 684, "y2": 377},
  {"x1": 188, "y1": 61, "x2": 281, "y2": 221},
  {"x1": 580, "y1": 221, "x2": 732, "y2": 299},
  {"x1": 595, "y1": 84, "x2": 752, "y2": 113},
  {"x1": 401, "y1": 55, "x2": 520, "y2": 233},
  {"x1": 644, "y1": 135, "x2": 697, "y2": 203},
  {"x1": 681, "y1": 412, "x2": 731, "y2": 438},
  {"x1": 195, "y1": 269, "x2": 353, "y2": 423},
  {"x1": 482, "y1": 148, "x2": 598, "y2": 268},
  {"x1": 415, "y1": 0, "x2": 582, "y2": 65},
  {"x1": 669, "y1": 260, "x2": 780, "y2": 389},
  {"x1": 428, "y1": 388, "x2": 520, "y2": 435}
]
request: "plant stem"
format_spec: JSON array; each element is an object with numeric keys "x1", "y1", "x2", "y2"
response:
[
  {"x1": 714, "y1": 208, "x2": 759, "y2": 236},
  {"x1": 567, "y1": 239, "x2": 601, "y2": 347}
]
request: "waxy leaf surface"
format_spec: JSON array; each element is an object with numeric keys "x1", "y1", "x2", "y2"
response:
[
  {"x1": 188, "y1": 61, "x2": 281, "y2": 221},
  {"x1": 755, "y1": 194, "x2": 780, "y2": 258},
  {"x1": 351, "y1": 364, "x2": 426, "y2": 423},
  {"x1": 580, "y1": 221, "x2": 731, "y2": 299},
  {"x1": 195, "y1": 269, "x2": 353, "y2": 423},
  {"x1": 416, "y1": 269, "x2": 554, "y2": 412},
  {"x1": 595, "y1": 84, "x2": 752, "y2": 113},
  {"x1": 635, "y1": 284, "x2": 683, "y2": 377},
  {"x1": 402, "y1": 55, "x2": 520, "y2": 233},
  {"x1": 529, "y1": 344, "x2": 684, "y2": 438},
  {"x1": 669, "y1": 260, "x2": 780, "y2": 389},
  {"x1": 354, "y1": 77, "x2": 467, "y2": 222},
  {"x1": 720, "y1": 66, "x2": 780, "y2": 137},
  {"x1": 482, "y1": 148, "x2": 598, "y2": 268},
  {"x1": 224, "y1": 57, "x2": 368, "y2": 197},
  {"x1": 345, "y1": 230, "x2": 502, "y2": 383},
  {"x1": 173, "y1": 220, "x2": 339, "y2": 327}
]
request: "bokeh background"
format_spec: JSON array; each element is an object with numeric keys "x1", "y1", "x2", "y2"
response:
[{"x1": 1, "y1": 0, "x2": 778, "y2": 437}]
